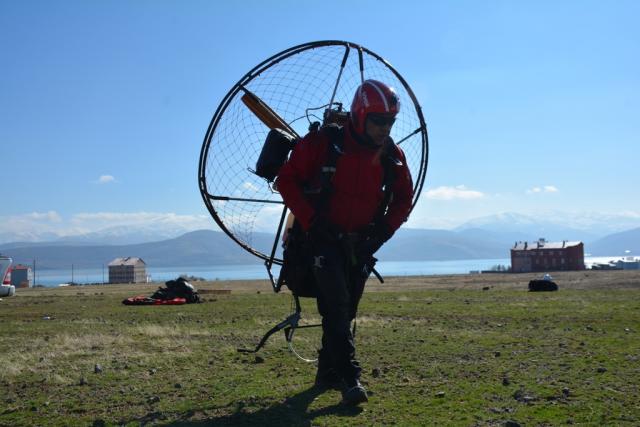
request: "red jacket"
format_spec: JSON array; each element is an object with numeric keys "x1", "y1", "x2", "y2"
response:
[{"x1": 276, "y1": 124, "x2": 413, "y2": 235}]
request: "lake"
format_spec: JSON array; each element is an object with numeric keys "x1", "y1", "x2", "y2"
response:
[
  {"x1": 32, "y1": 256, "x2": 621, "y2": 287},
  {"x1": 34, "y1": 258, "x2": 513, "y2": 287}
]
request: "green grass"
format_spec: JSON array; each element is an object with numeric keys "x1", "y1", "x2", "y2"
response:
[{"x1": 1, "y1": 280, "x2": 639, "y2": 426}]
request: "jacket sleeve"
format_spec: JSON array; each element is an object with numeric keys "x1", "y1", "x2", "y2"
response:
[
  {"x1": 275, "y1": 133, "x2": 325, "y2": 230},
  {"x1": 382, "y1": 146, "x2": 414, "y2": 237}
]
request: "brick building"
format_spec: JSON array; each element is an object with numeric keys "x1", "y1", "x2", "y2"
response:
[
  {"x1": 108, "y1": 257, "x2": 147, "y2": 284},
  {"x1": 511, "y1": 239, "x2": 584, "y2": 273}
]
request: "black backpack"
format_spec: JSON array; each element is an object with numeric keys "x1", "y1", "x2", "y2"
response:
[
  {"x1": 528, "y1": 279, "x2": 559, "y2": 292},
  {"x1": 254, "y1": 128, "x2": 298, "y2": 182},
  {"x1": 153, "y1": 277, "x2": 201, "y2": 303}
]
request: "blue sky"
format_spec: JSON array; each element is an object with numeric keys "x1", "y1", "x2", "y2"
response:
[{"x1": 1, "y1": 0, "x2": 639, "y2": 240}]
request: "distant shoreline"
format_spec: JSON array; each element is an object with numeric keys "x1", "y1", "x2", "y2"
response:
[
  {"x1": 26, "y1": 255, "x2": 633, "y2": 287},
  {"x1": 16, "y1": 269, "x2": 640, "y2": 295},
  {"x1": 29, "y1": 258, "x2": 513, "y2": 287}
]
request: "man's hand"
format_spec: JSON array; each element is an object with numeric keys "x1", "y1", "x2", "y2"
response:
[
  {"x1": 372, "y1": 222, "x2": 393, "y2": 242},
  {"x1": 355, "y1": 222, "x2": 392, "y2": 265},
  {"x1": 355, "y1": 236, "x2": 383, "y2": 265}
]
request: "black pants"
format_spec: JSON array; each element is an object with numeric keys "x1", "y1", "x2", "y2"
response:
[{"x1": 312, "y1": 240, "x2": 370, "y2": 383}]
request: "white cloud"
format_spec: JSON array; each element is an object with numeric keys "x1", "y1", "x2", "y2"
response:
[
  {"x1": 254, "y1": 205, "x2": 287, "y2": 231},
  {"x1": 27, "y1": 211, "x2": 62, "y2": 222},
  {"x1": 618, "y1": 210, "x2": 640, "y2": 219},
  {"x1": 0, "y1": 211, "x2": 214, "y2": 243},
  {"x1": 0, "y1": 211, "x2": 66, "y2": 242},
  {"x1": 405, "y1": 214, "x2": 465, "y2": 230},
  {"x1": 70, "y1": 212, "x2": 211, "y2": 229},
  {"x1": 527, "y1": 185, "x2": 559, "y2": 194},
  {"x1": 425, "y1": 185, "x2": 484, "y2": 200},
  {"x1": 242, "y1": 182, "x2": 259, "y2": 192},
  {"x1": 96, "y1": 175, "x2": 116, "y2": 184}
]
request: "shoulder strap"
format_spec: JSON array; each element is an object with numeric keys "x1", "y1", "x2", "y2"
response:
[
  {"x1": 319, "y1": 124, "x2": 344, "y2": 152},
  {"x1": 312, "y1": 127, "x2": 398, "y2": 224},
  {"x1": 374, "y1": 139, "x2": 401, "y2": 224},
  {"x1": 314, "y1": 125, "x2": 344, "y2": 216}
]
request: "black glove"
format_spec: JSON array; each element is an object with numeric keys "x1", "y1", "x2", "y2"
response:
[
  {"x1": 355, "y1": 222, "x2": 392, "y2": 265},
  {"x1": 355, "y1": 236, "x2": 383, "y2": 265},
  {"x1": 372, "y1": 222, "x2": 393, "y2": 242}
]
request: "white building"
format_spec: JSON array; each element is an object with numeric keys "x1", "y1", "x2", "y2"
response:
[
  {"x1": 108, "y1": 257, "x2": 147, "y2": 284},
  {"x1": 615, "y1": 257, "x2": 640, "y2": 270}
]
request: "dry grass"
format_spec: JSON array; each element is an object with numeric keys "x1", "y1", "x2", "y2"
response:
[{"x1": 0, "y1": 270, "x2": 638, "y2": 426}]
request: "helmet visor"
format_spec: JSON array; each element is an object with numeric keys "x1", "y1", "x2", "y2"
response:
[{"x1": 367, "y1": 114, "x2": 396, "y2": 127}]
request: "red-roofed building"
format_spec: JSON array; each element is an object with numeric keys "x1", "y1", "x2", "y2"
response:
[
  {"x1": 511, "y1": 239, "x2": 584, "y2": 273},
  {"x1": 11, "y1": 264, "x2": 33, "y2": 288}
]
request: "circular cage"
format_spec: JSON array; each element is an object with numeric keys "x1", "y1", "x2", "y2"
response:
[{"x1": 199, "y1": 40, "x2": 428, "y2": 264}]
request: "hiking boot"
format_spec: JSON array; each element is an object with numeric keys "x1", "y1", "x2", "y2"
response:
[
  {"x1": 314, "y1": 367, "x2": 342, "y2": 390},
  {"x1": 341, "y1": 380, "x2": 368, "y2": 406}
]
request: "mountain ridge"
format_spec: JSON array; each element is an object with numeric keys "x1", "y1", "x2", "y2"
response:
[
  {"x1": 3, "y1": 210, "x2": 640, "y2": 245},
  {"x1": 455, "y1": 211, "x2": 640, "y2": 239},
  {"x1": 1, "y1": 226, "x2": 637, "y2": 270}
]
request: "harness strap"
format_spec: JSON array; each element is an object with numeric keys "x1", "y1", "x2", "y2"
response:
[
  {"x1": 374, "y1": 139, "x2": 398, "y2": 225},
  {"x1": 315, "y1": 124, "x2": 344, "y2": 217},
  {"x1": 313, "y1": 126, "x2": 399, "y2": 233}
]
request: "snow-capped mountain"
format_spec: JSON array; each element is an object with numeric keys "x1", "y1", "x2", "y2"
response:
[
  {"x1": 2, "y1": 210, "x2": 639, "y2": 248},
  {"x1": 455, "y1": 211, "x2": 640, "y2": 240},
  {"x1": 53, "y1": 224, "x2": 199, "y2": 245},
  {"x1": 0, "y1": 224, "x2": 210, "y2": 246}
]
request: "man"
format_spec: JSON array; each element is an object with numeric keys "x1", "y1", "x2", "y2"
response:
[{"x1": 276, "y1": 80, "x2": 414, "y2": 405}]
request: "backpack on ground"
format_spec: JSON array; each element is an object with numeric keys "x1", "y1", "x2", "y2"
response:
[
  {"x1": 161, "y1": 277, "x2": 201, "y2": 303},
  {"x1": 528, "y1": 279, "x2": 559, "y2": 292},
  {"x1": 122, "y1": 277, "x2": 201, "y2": 305}
]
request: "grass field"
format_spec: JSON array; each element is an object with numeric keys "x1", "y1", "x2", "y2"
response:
[{"x1": 1, "y1": 270, "x2": 639, "y2": 426}]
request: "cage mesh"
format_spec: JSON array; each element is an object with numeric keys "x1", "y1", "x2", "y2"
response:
[{"x1": 200, "y1": 42, "x2": 427, "y2": 261}]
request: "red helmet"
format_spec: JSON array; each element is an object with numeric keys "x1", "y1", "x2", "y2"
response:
[{"x1": 350, "y1": 79, "x2": 400, "y2": 135}]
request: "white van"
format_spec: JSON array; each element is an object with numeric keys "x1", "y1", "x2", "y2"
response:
[{"x1": 0, "y1": 255, "x2": 15, "y2": 297}]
